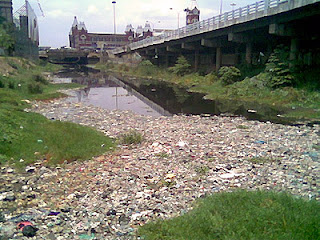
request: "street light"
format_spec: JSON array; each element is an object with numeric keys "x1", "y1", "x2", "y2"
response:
[
  {"x1": 112, "y1": 1, "x2": 116, "y2": 34},
  {"x1": 219, "y1": 0, "x2": 223, "y2": 14},
  {"x1": 230, "y1": 3, "x2": 236, "y2": 11},
  {"x1": 169, "y1": 8, "x2": 180, "y2": 29}
]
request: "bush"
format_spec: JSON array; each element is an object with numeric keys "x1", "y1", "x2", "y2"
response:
[
  {"x1": 34, "y1": 74, "x2": 49, "y2": 85},
  {"x1": 265, "y1": 45, "x2": 294, "y2": 88},
  {"x1": 139, "y1": 60, "x2": 153, "y2": 67},
  {"x1": 28, "y1": 82, "x2": 43, "y2": 94},
  {"x1": 218, "y1": 66, "x2": 241, "y2": 85},
  {"x1": 169, "y1": 56, "x2": 191, "y2": 76},
  {"x1": 0, "y1": 79, "x2": 4, "y2": 88},
  {"x1": 8, "y1": 81, "x2": 14, "y2": 89}
]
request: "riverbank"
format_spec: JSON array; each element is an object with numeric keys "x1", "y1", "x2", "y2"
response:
[
  {"x1": 96, "y1": 60, "x2": 320, "y2": 124},
  {"x1": 1, "y1": 89, "x2": 319, "y2": 239},
  {"x1": 0, "y1": 57, "x2": 114, "y2": 167}
]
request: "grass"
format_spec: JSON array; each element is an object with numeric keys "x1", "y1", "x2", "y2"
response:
[
  {"x1": 118, "y1": 129, "x2": 144, "y2": 145},
  {"x1": 98, "y1": 61, "x2": 320, "y2": 121},
  {"x1": 138, "y1": 190, "x2": 320, "y2": 240},
  {"x1": 0, "y1": 57, "x2": 114, "y2": 167}
]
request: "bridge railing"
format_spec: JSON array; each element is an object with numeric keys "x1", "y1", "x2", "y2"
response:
[{"x1": 111, "y1": 0, "x2": 318, "y2": 55}]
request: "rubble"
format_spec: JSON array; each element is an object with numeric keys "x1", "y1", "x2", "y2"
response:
[{"x1": 0, "y1": 93, "x2": 319, "y2": 239}]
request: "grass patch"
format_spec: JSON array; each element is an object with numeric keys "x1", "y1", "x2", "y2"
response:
[
  {"x1": 138, "y1": 190, "x2": 320, "y2": 240},
  {"x1": 118, "y1": 129, "x2": 144, "y2": 145},
  {"x1": 248, "y1": 157, "x2": 275, "y2": 164},
  {"x1": 0, "y1": 57, "x2": 113, "y2": 167},
  {"x1": 237, "y1": 124, "x2": 250, "y2": 129}
]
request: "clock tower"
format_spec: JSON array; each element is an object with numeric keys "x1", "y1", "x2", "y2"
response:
[{"x1": 185, "y1": 0, "x2": 200, "y2": 25}]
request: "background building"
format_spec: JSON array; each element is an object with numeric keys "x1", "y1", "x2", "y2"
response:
[{"x1": 0, "y1": 0, "x2": 13, "y2": 23}]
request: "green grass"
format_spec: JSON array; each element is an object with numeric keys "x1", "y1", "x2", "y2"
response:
[
  {"x1": 98, "y1": 61, "x2": 320, "y2": 121},
  {"x1": 0, "y1": 57, "x2": 114, "y2": 167},
  {"x1": 138, "y1": 190, "x2": 320, "y2": 240},
  {"x1": 118, "y1": 129, "x2": 144, "y2": 145}
]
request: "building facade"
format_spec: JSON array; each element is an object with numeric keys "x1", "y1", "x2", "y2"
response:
[
  {"x1": 0, "y1": 0, "x2": 13, "y2": 23},
  {"x1": 69, "y1": 17, "x2": 160, "y2": 51}
]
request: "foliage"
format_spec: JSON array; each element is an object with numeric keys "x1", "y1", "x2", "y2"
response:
[
  {"x1": 118, "y1": 129, "x2": 144, "y2": 145},
  {"x1": 169, "y1": 56, "x2": 191, "y2": 76},
  {"x1": 265, "y1": 46, "x2": 294, "y2": 88},
  {"x1": 0, "y1": 58, "x2": 114, "y2": 167},
  {"x1": 34, "y1": 74, "x2": 49, "y2": 85},
  {"x1": 0, "y1": 25, "x2": 14, "y2": 53},
  {"x1": 138, "y1": 190, "x2": 320, "y2": 240},
  {"x1": 139, "y1": 60, "x2": 154, "y2": 67},
  {"x1": 28, "y1": 82, "x2": 43, "y2": 94},
  {"x1": 218, "y1": 66, "x2": 241, "y2": 85}
]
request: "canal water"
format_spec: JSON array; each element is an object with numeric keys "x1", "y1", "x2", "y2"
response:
[{"x1": 53, "y1": 67, "x2": 296, "y2": 124}]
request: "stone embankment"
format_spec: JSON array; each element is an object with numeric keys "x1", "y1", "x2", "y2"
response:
[{"x1": 1, "y1": 90, "x2": 319, "y2": 239}]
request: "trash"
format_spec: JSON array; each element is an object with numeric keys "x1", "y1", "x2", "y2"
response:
[
  {"x1": 37, "y1": 139, "x2": 43, "y2": 143},
  {"x1": 48, "y1": 211, "x2": 60, "y2": 216},
  {"x1": 0, "y1": 211, "x2": 4, "y2": 222},
  {"x1": 26, "y1": 166, "x2": 36, "y2": 173},
  {"x1": 17, "y1": 221, "x2": 38, "y2": 237},
  {"x1": 255, "y1": 140, "x2": 266, "y2": 144},
  {"x1": 78, "y1": 233, "x2": 95, "y2": 239}
]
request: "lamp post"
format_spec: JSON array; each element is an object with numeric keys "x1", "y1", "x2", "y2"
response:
[
  {"x1": 169, "y1": 8, "x2": 180, "y2": 29},
  {"x1": 112, "y1": 1, "x2": 116, "y2": 34},
  {"x1": 230, "y1": 3, "x2": 236, "y2": 11},
  {"x1": 219, "y1": 0, "x2": 223, "y2": 14}
]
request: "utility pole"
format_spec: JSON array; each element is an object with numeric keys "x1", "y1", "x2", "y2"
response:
[{"x1": 112, "y1": 1, "x2": 116, "y2": 34}]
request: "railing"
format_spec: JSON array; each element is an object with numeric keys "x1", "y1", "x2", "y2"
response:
[{"x1": 112, "y1": 0, "x2": 319, "y2": 55}]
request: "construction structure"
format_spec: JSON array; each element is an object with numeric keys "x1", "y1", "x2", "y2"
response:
[{"x1": 0, "y1": 0, "x2": 13, "y2": 23}]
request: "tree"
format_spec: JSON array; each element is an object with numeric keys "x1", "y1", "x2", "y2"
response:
[
  {"x1": 0, "y1": 24, "x2": 15, "y2": 54},
  {"x1": 169, "y1": 56, "x2": 191, "y2": 76}
]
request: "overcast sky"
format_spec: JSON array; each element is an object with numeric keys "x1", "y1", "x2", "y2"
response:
[{"x1": 13, "y1": 0, "x2": 255, "y2": 48}]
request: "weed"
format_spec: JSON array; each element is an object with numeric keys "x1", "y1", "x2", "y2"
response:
[
  {"x1": 248, "y1": 157, "x2": 274, "y2": 164},
  {"x1": 28, "y1": 82, "x2": 43, "y2": 94},
  {"x1": 118, "y1": 130, "x2": 144, "y2": 145},
  {"x1": 138, "y1": 190, "x2": 320, "y2": 240},
  {"x1": 34, "y1": 74, "x2": 49, "y2": 85},
  {"x1": 155, "y1": 152, "x2": 170, "y2": 159},
  {"x1": 8, "y1": 81, "x2": 14, "y2": 89},
  {"x1": 0, "y1": 79, "x2": 4, "y2": 88},
  {"x1": 195, "y1": 165, "x2": 210, "y2": 175},
  {"x1": 237, "y1": 125, "x2": 250, "y2": 129}
]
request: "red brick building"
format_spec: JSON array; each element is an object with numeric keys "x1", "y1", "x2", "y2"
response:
[{"x1": 69, "y1": 17, "x2": 155, "y2": 51}]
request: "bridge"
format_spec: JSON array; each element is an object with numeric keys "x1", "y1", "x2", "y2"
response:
[
  {"x1": 112, "y1": 0, "x2": 320, "y2": 71},
  {"x1": 39, "y1": 48, "x2": 91, "y2": 65}
]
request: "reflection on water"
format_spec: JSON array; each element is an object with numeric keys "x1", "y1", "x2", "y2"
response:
[
  {"x1": 52, "y1": 68, "x2": 301, "y2": 124},
  {"x1": 53, "y1": 70, "x2": 170, "y2": 117}
]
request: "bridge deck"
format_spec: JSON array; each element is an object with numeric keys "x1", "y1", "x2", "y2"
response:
[{"x1": 112, "y1": 0, "x2": 320, "y2": 55}]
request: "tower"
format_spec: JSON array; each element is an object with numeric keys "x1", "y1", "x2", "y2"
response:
[
  {"x1": 125, "y1": 24, "x2": 134, "y2": 41},
  {"x1": 185, "y1": 0, "x2": 200, "y2": 25}
]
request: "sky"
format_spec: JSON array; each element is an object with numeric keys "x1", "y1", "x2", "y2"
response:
[{"x1": 13, "y1": 0, "x2": 255, "y2": 48}]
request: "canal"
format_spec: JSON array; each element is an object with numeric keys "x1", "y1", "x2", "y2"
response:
[{"x1": 53, "y1": 67, "x2": 299, "y2": 125}]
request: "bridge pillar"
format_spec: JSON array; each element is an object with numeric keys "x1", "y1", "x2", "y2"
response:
[
  {"x1": 289, "y1": 38, "x2": 299, "y2": 68},
  {"x1": 216, "y1": 47, "x2": 222, "y2": 71},
  {"x1": 246, "y1": 42, "x2": 252, "y2": 65},
  {"x1": 165, "y1": 53, "x2": 169, "y2": 68},
  {"x1": 195, "y1": 50, "x2": 200, "y2": 71}
]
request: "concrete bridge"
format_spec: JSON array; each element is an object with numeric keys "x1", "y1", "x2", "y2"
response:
[
  {"x1": 43, "y1": 49, "x2": 89, "y2": 65},
  {"x1": 112, "y1": 0, "x2": 320, "y2": 71}
]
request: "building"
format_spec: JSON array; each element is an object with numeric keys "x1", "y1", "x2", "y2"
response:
[
  {"x1": 69, "y1": 17, "x2": 128, "y2": 51},
  {"x1": 185, "y1": 0, "x2": 200, "y2": 25},
  {"x1": 69, "y1": 16, "x2": 167, "y2": 51},
  {"x1": 0, "y1": 0, "x2": 13, "y2": 23}
]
